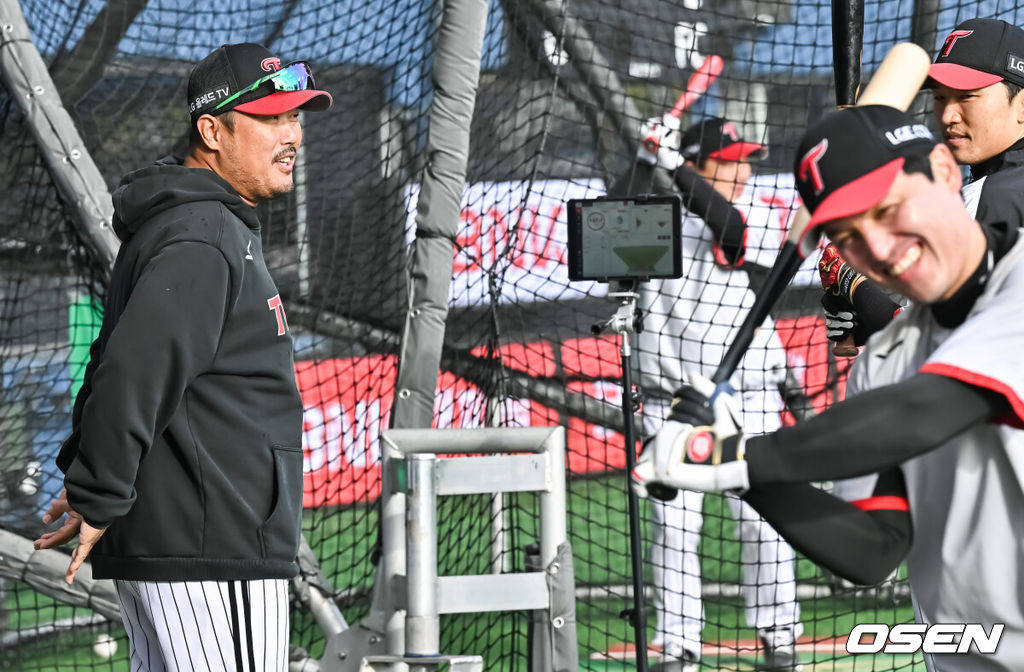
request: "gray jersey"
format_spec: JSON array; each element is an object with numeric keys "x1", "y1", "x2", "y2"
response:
[{"x1": 846, "y1": 236, "x2": 1024, "y2": 672}]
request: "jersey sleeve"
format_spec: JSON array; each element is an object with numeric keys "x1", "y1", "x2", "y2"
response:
[
  {"x1": 742, "y1": 469, "x2": 911, "y2": 585},
  {"x1": 920, "y1": 251, "x2": 1024, "y2": 428},
  {"x1": 63, "y1": 241, "x2": 232, "y2": 527},
  {"x1": 844, "y1": 468, "x2": 910, "y2": 513}
]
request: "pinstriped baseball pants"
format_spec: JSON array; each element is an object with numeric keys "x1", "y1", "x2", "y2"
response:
[{"x1": 114, "y1": 579, "x2": 289, "y2": 672}]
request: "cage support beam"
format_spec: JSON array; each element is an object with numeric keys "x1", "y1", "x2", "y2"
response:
[{"x1": 0, "y1": 0, "x2": 120, "y2": 272}]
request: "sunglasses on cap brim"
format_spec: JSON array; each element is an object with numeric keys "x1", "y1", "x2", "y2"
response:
[{"x1": 214, "y1": 62, "x2": 316, "y2": 113}]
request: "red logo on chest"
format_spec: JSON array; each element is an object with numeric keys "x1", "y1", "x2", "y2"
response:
[{"x1": 267, "y1": 294, "x2": 288, "y2": 335}]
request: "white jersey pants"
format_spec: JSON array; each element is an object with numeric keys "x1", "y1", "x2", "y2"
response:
[
  {"x1": 651, "y1": 490, "x2": 801, "y2": 659},
  {"x1": 114, "y1": 578, "x2": 289, "y2": 672}
]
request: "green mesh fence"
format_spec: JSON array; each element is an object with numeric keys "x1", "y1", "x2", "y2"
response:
[{"x1": 0, "y1": 0, "x2": 1004, "y2": 670}]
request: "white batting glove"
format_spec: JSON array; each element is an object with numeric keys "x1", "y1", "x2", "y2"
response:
[
  {"x1": 824, "y1": 306, "x2": 856, "y2": 340},
  {"x1": 637, "y1": 114, "x2": 683, "y2": 170},
  {"x1": 631, "y1": 373, "x2": 750, "y2": 496}
]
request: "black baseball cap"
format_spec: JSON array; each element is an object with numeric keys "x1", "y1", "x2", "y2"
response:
[
  {"x1": 794, "y1": 105, "x2": 939, "y2": 230},
  {"x1": 187, "y1": 43, "x2": 332, "y2": 123},
  {"x1": 680, "y1": 117, "x2": 767, "y2": 163},
  {"x1": 929, "y1": 18, "x2": 1024, "y2": 90}
]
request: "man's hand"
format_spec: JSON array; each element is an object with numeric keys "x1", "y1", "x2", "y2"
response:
[
  {"x1": 818, "y1": 243, "x2": 866, "y2": 303},
  {"x1": 637, "y1": 114, "x2": 683, "y2": 170},
  {"x1": 631, "y1": 373, "x2": 749, "y2": 497},
  {"x1": 822, "y1": 292, "x2": 858, "y2": 341},
  {"x1": 818, "y1": 244, "x2": 866, "y2": 350},
  {"x1": 34, "y1": 489, "x2": 107, "y2": 584},
  {"x1": 818, "y1": 243, "x2": 902, "y2": 350}
]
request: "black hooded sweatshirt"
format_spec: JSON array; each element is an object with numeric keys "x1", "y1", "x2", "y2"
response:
[{"x1": 57, "y1": 156, "x2": 304, "y2": 581}]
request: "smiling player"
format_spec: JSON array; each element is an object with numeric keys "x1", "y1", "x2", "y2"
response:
[
  {"x1": 35, "y1": 43, "x2": 332, "y2": 671},
  {"x1": 821, "y1": 18, "x2": 1024, "y2": 349},
  {"x1": 633, "y1": 104, "x2": 1024, "y2": 672}
]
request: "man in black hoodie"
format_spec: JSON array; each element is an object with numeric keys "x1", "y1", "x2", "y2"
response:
[{"x1": 34, "y1": 43, "x2": 332, "y2": 670}]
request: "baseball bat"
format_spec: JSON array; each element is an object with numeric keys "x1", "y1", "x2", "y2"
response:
[
  {"x1": 642, "y1": 55, "x2": 724, "y2": 157},
  {"x1": 669, "y1": 54, "x2": 724, "y2": 119},
  {"x1": 829, "y1": 42, "x2": 930, "y2": 356},
  {"x1": 831, "y1": 0, "x2": 865, "y2": 356},
  {"x1": 642, "y1": 44, "x2": 929, "y2": 502},
  {"x1": 710, "y1": 42, "x2": 931, "y2": 389},
  {"x1": 832, "y1": 0, "x2": 865, "y2": 108}
]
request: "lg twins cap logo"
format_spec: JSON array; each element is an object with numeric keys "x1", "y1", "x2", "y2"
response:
[
  {"x1": 940, "y1": 29, "x2": 974, "y2": 57},
  {"x1": 884, "y1": 124, "x2": 933, "y2": 146},
  {"x1": 261, "y1": 57, "x2": 281, "y2": 72},
  {"x1": 1007, "y1": 52, "x2": 1024, "y2": 76},
  {"x1": 722, "y1": 122, "x2": 739, "y2": 142},
  {"x1": 798, "y1": 139, "x2": 828, "y2": 195}
]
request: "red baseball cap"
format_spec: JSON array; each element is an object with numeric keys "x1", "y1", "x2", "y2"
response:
[
  {"x1": 929, "y1": 19, "x2": 1024, "y2": 90},
  {"x1": 794, "y1": 106, "x2": 938, "y2": 232},
  {"x1": 187, "y1": 43, "x2": 332, "y2": 122},
  {"x1": 680, "y1": 117, "x2": 768, "y2": 163}
]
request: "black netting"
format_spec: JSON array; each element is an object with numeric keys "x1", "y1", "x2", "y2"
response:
[{"x1": 3, "y1": 0, "x2": 1004, "y2": 670}]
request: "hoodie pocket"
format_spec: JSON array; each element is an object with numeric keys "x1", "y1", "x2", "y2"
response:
[{"x1": 257, "y1": 444, "x2": 303, "y2": 560}]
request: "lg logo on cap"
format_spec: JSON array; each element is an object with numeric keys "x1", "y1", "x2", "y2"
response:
[
  {"x1": 261, "y1": 57, "x2": 281, "y2": 72},
  {"x1": 1008, "y1": 53, "x2": 1024, "y2": 76}
]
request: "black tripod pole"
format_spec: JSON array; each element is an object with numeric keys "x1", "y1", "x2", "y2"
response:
[{"x1": 594, "y1": 281, "x2": 649, "y2": 671}]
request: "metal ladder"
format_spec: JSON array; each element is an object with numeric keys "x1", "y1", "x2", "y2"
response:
[{"x1": 358, "y1": 426, "x2": 574, "y2": 671}]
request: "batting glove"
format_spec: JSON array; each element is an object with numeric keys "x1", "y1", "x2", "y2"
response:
[
  {"x1": 637, "y1": 114, "x2": 683, "y2": 170},
  {"x1": 818, "y1": 243, "x2": 866, "y2": 304},
  {"x1": 631, "y1": 373, "x2": 749, "y2": 497},
  {"x1": 818, "y1": 243, "x2": 866, "y2": 345},
  {"x1": 821, "y1": 292, "x2": 858, "y2": 342}
]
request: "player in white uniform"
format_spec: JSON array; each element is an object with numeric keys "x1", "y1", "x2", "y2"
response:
[
  {"x1": 633, "y1": 105, "x2": 1024, "y2": 672},
  {"x1": 613, "y1": 118, "x2": 802, "y2": 671}
]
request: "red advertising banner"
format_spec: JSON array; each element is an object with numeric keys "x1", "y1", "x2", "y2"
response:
[{"x1": 295, "y1": 321, "x2": 846, "y2": 507}]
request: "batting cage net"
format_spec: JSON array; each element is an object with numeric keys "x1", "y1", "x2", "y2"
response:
[{"x1": 0, "y1": 0, "x2": 992, "y2": 669}]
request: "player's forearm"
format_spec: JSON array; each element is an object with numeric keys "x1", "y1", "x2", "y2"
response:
[
  {"x1": 746, "y1": 372, "x2": 1008, "y2": 483},
  {"x1": 673, "y1": 165, "x2": 746, "y2": 264},
  {"x1": 849, "y1": 280, "x2": 902, "y2": 345},
  {"x1": 743, "y1": 483, "x2": 911, "y2": 585},
  {"x1": 57, "y1": 328, "x2": 106, "y2": 473}
]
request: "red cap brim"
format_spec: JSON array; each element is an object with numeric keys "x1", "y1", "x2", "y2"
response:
[
  {"x1": 233, "y1": 89, "x2": 333, "y2": 115},
  {"x1": 709, "y1": 142, "x2": 767, "y2": 161},
  {"x1": 806, "y1": 158, "x2": 904, "y2": 230},
  {"x1": 928, "y1": 63, "x2": 1003, "y2": 90}
]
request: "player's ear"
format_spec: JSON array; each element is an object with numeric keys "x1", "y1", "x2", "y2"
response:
[
  {"x1": 928, "y1": 143, "x2": 961, "y2": 194},
  {"x1": 1009, "y1": 84, "x2": 1024, "y2": 124},
  {"x1": 193, "y1": 114, "x2": 223, "y2": 152}
]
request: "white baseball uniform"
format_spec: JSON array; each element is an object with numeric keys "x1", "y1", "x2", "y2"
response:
[{"x1": 638, "y1": 198, "x2": 801, "y2": 660}]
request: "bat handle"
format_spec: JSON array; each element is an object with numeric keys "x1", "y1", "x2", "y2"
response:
[
  {"x1": 710, "y1": 380, "x2": 735, "y2": 403},
  {"x1": 833, "y1": 335, "x2": 859, "y2": 357}
]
